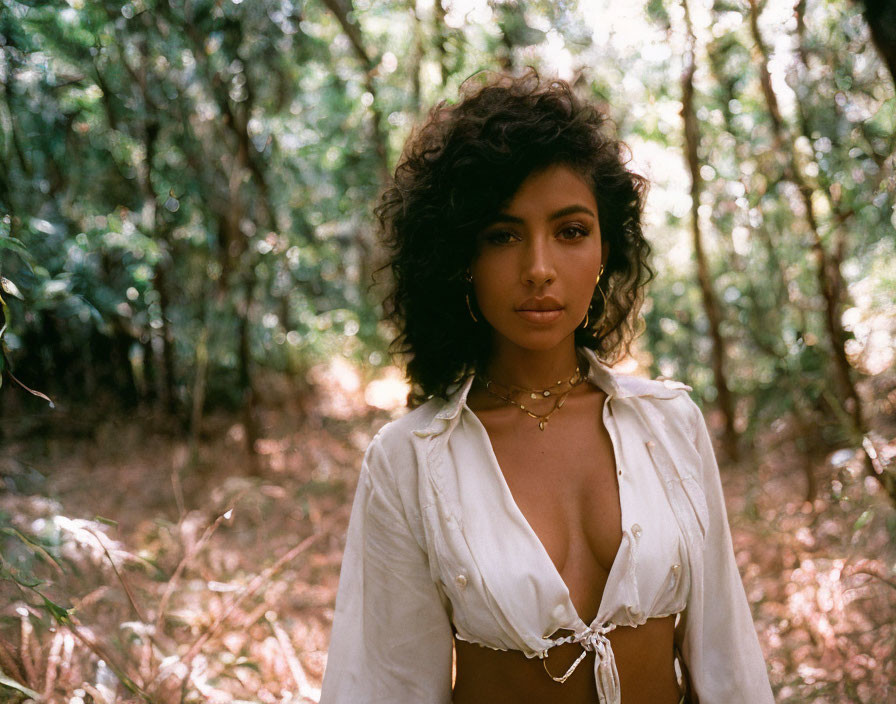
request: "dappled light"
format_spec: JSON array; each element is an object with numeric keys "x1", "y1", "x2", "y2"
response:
[{"x1": 1, "y1": 0, "x2": 895, "y2": 701}]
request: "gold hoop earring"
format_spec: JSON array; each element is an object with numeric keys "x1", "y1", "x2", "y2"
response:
[
  {"x1": 587, "y1": 265, "x2": 609, "y2": 335},
  {"x1": 596, "y1": 265, "x2": 608, "y2": 311},
  {"x1": 581, "y1": 265, "x2": 606, "y2": 331},
  {"x1": 464, "y1": 271, "x2": 479, "y2": 323},
  {"x1": 596, "y1": 281, "x2": 608, "y2": 312},
  {"x1": 465, "y1": 292, "x2": 479, "y2": 323}
]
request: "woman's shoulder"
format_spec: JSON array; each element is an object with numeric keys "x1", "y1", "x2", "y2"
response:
[
  {"x1": 580, "y1": 348, "x2": 697, "y2": 417},
  {"x1": 610, "y1": 372, "x2": 702, "y2": 433},
  {"x1": 365, "y1": 396, "x2": 447, "y2": 463},
  {"x1": 612, "y1": 372, "x2": 693, "y2": 399},
  {"x1": 359, "y1": 399, "x2": 450, "y2": 514}
]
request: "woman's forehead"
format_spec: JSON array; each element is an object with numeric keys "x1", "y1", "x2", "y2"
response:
[{"x1": 498, "y1": 165, "x2": 597, "y2": 216}]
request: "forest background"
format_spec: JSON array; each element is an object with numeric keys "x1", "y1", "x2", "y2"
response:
[{"x1": 1, "y1": 0, "x2": 895, "y2": 702}]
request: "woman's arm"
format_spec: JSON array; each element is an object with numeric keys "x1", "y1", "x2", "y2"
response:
[
  {"x1": 320, "y1": 432, "x2": 454, "y2": 704},
  {"x1": 684, "y1": 399, "x2": 775, "y2": 704}
]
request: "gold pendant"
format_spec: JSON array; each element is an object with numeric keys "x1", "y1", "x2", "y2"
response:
[{"x1": 538, "y1": 420, "x2": 546, "y2": 430}]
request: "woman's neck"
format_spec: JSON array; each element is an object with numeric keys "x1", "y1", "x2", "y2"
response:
[{"x1": 483, "y1": 339, "x2": 581, "y2": 390}]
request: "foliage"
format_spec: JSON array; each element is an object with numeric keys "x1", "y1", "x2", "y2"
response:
[{"x1": 1, "y1": 0, "x2": 893, "y2": 441}]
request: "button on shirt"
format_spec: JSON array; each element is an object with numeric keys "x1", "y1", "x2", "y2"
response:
[{"x1": 320, "y1": 348, "x2": 774, "y2": 704}]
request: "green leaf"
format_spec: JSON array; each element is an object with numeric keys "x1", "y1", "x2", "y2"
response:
[
  {"x1": 854, "y1": 509, "x2": 873, "y2": 530},
  {"x1": 0, "y1": 671, "x2": 41, "y2": 700},
  {"x1": 0, "y1": 557, "x2": 45, "y2": 588},
  {"x1": 0, "y1": 236, "x2": 34, "y2": 265},
  {"x1": 40, "y1": 594, "x2": 74, "y2": 625},
  {"x1": 0, "y1": 527, "x2": 63, "y2": 571}
]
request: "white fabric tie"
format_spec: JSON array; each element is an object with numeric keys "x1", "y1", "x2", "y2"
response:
[{"x1": 542, "y1": 625, "x2": 621, "y2": 704}]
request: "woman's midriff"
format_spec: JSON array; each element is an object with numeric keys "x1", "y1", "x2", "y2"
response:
[{"x1": 452, "y1": 614, "x2": 681, "y2": 704}]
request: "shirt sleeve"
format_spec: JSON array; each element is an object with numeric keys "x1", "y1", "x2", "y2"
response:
[
  {"x1": 320, "y1": 432, "x2": 454, "y2": 704},
  {"x1": 684, "y1": 400, "x2": 775, "y2": 704}
]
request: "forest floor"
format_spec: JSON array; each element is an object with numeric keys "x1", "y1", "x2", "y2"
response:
[{"x1": 1, "y1": 362, "x2": 895, "y2": 704}]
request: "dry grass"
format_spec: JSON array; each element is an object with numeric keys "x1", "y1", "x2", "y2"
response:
[{"x1": 1, "y1": 365, "x2": 392, "y2": 704}]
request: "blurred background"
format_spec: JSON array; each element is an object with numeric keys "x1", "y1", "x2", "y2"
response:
[{"x1": 0, "y1": 0, "x2": 894, "y2": 701}]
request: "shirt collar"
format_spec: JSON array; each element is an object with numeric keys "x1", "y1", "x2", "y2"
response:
[{"x1": 422, "y1": 347, "x2": 643, "y2": 432}]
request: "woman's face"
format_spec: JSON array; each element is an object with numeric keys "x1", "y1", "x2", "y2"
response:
[{"x1": 470, "y1": 163, "x2": 607, "y2": 356}]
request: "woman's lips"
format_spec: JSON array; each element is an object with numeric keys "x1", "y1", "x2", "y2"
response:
[
  {"x1": 516, "y1": 308, "x2": 563, "y2": 323},
  {"x1": 515, "y1": 296, "x2": 564, "y2": 324}
]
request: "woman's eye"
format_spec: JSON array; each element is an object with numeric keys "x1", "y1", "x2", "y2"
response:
[
  {"x1": 559, "y1": 225, "x2": 589, "y2": 240},
  {"x1": 484, "y1": 230, "x2": 517, "y2": 244}
]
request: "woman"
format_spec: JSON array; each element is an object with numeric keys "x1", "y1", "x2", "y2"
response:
[{"x1": 320, "y1": 71, "x2": 774, "y2": 704}]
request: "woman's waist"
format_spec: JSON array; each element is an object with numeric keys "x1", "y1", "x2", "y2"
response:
[{"x1": 452, "y1": 615, "x2": 681, "y2": 704}]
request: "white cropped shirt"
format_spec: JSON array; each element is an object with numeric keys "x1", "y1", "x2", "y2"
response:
[{"x1": 320, "y1": 349, "x2": 774, "y2": 703}]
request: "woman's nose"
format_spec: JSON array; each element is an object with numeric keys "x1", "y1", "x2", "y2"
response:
[{"x1": 521, "y1": 238, "x2": 555, "y2": 286}]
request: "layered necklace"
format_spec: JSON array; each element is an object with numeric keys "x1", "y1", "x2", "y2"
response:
[{"x1": 481, "y1": 364, "x2": 585, "y2": 430}]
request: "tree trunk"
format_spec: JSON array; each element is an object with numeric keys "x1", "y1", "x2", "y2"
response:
[
  {"x1": 238, "y1": 274, "x2": 260, "y2": 475},
  {"x1": 861, "y1": 0, "x2": 896, "y2": 88},
  {"x1": 433, "y1": 0, "x2": 449, "y2": 85},
  {"x1": 319, "y1": 0, "x2": 390, "y2": 182},
  {"x1": 680, "y1": 0, "x2": 739, "y2": 461},
  {"x1": 189, "y1": 324, "x2": 209, "y2": 463},
  {"x1": 153, "y1": 261, "x2": 177, "y2": 415},
  {"x1": 314, "y1": 0, "x2": 385, "y2": 295},
  {"x1": 748, "y1": 0, "x2": 866, "y2": 435},
  {"x1": 490, "y1": 0, "x2": 518, "y2": 72},
  {"x1": 409, "y1": 0, "x2": 423, "y2": 108},
  {"x1": 144, "y1": 121, "x2": 176, "y2": 416},
  {"x1": 133, "y1": 35, "x2": 178, "y2": 417}
]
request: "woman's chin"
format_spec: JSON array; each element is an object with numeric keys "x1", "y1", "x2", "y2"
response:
[{"x1": 490, "y1": 328, "x2": 579, "y2": 354}]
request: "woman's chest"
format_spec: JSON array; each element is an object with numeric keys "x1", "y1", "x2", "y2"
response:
[
  {"x1": 487, "y1": 415, "x2": 622, "y2": 578},
  {"x1": 471, "y1": 391, "x2": 623, "y2": 620}
]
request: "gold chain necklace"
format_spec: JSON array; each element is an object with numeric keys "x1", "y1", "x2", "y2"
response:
[{"x1": 482, "y1": 366, "x2": 584, "y2": 431}]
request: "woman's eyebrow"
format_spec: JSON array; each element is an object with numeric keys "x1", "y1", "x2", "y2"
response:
[
  {"x1": 548, "y1": 204, "x2": 596, "y2": 219},
  {"x1": 489, "y1": 204, "x2": 596, "y2": 224}
]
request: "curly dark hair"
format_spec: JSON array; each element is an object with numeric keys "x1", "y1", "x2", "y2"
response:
[{"x1": 376, "y1": 69, "x2": 653, "y2": 404}]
